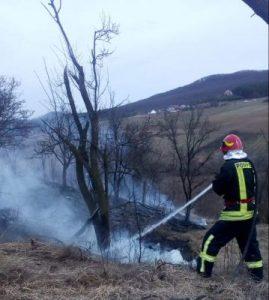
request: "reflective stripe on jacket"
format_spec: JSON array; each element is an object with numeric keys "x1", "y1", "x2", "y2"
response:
[{"x1": 212, "y1": 158, "x2": 256, "y2": 221}]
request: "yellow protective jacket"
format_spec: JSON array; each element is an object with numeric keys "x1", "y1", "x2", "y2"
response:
[{"x1": 212, "y1": 158, "x2": 256, "y2": 221}]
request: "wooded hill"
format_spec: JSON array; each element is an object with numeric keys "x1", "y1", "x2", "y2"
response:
[{"x1": 111, "y1": 70, "x2": 268, "y2": 117}]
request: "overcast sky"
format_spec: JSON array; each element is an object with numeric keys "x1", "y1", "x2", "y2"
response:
[{"x1": 0, "y1": 0, "x2": 268, "y2": 117}]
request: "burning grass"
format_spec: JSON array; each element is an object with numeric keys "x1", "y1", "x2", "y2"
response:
[{"x1": 0, "y1": 225, "x2": 268, "y2": 300}]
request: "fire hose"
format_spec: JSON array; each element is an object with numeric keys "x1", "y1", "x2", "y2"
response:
[
  {"x1": 134, "y1": 184, "x2": 213, "y2": 240},
  {"x1": 135, "y1": 178, "x2": 260, "y2": 280},
  {"x1": 77, "y1": 178, "x2": 259, "y2": 280},
  {"x1": 107, "y1": 184, "x2": 213, "y2": 255}
]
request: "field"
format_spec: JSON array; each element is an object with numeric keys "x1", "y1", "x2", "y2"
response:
[
  {"x1": 206, "y1": 99, "x2": 268, "y2": 135},
  {"x1": 130, "y1": 98, "x2": 268, "y2": 135},
  {"x1": 126, "y1": 98, "x2": 268, "y2": 160}
]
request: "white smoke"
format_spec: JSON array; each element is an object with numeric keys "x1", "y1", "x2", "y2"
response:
[
  {"x1": 0, "y1": 151, "x2": 88, "y2": 243},
  {"x1": 0, "y1": 148, "x2": 201, "y2": 266},
  {"x1": 103, "y1": 230, "x2": 186, "y2": 265}
]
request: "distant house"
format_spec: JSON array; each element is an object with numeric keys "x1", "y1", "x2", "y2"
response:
[
  {"x1": 167, "y1": 105, "x2": 181, "y2": 113},
  {"x1": 149, "y1": 109, "x2": 157, "y2": 115},
  {"x1": 224, "y1": 89, "x2": 233, "y2": 96}
]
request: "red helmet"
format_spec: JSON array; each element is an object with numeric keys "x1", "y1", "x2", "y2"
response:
[{"x1": 220, "y1": 134, "x2": 243, "y2": 154}]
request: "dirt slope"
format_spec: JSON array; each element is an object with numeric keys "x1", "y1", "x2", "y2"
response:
[{"x1": 0, "y1": 225, "x2": 267, "y2": 300}]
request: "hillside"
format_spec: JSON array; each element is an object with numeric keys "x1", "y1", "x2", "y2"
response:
[
  {"x1": 113, "y1": 70, "x2": 268, "y2": 117},
  {"x1": 0, "y1": 224, "x2": 267, "y2": 300}
]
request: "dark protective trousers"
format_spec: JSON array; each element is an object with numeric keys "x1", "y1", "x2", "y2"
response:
[{"x1": 196, "y1": 219, "x2": 263, "y2": 280}]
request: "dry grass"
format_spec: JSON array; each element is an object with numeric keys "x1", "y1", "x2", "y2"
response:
[
  {"x1": 132, "y1": 98, "x2": 268, "y2": 135},
  {"x1": 0, "y1": 224, "x2": 268, "y2": 300}
]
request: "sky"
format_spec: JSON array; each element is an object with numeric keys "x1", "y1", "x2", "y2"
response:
[{"x1": 0, "y1": 0, "x2": 268, "y2": 117}]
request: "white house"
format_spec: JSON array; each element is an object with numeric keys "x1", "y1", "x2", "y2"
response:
[{"x1": 224, "y1": 89, "x2": 233, "y2": 96}]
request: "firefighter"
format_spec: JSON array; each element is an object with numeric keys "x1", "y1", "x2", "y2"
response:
[{"x1": 196, "y1": 134, "x2": 263, "y2": 281}]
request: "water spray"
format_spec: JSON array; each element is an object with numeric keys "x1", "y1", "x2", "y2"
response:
[
  {"x1": 108, "y1": 184, "x2": 212, "y2": 259},
  {"x1": 132, "y1": 184, "x2": 213, "y2": 240},
  {"x1": 105, "y1": 184, "x2": 212, "y2": 262}
]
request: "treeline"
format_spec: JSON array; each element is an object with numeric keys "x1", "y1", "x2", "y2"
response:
[
  {"x1": 232, "y1": 81, "x2": 268, "y2": 99},
  {"x1": 202, "y1": 81, "x2": 268, "y2": 107}
]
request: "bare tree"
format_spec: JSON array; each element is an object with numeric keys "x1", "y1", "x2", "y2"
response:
[
  {"x1": 241, "y1": 0, "x2": 268, "y2": 24},
  {"x1": 0, "y1": 76, "x2": 31, "y2": 148},
  {"x1": 35, "y1": 112, "x2": 75, "y2": 188},
  {"x1": 35, "y1": 61, "x2": 76, "y2": 188},
  {"x1": 43, "y1": 0, "x2": 119, "y2": 249},
  {"x1": 130, "y1": 183, "x2": 143, "y2": 263},
  {"x1": 100, "y1": 110, "x2": 158, "y2": 209},
  {"x1": 100, "y1": 105, "x2": 130, "y2": 200},
  {"x1": 124, "y1": 118, "x2": 155, "y2": 179},
  {"x1": 122, "y1": 117, "x2": 164, "y2": 207},
  {"x1": 158, "y1": 108, "x2": 217, "y2": 223}
]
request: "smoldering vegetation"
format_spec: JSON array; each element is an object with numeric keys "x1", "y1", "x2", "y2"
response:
[{"x1": 0, "y1": 144, "x2": 206, "y2": 265}]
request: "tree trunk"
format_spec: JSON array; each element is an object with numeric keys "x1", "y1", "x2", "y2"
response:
[
  {"x1": 62, "y1": 163, "x2": 67, "y2": 188},
  {"x1": 142, "y1": 181, "x2": 147, "y2": 204},
  {"x1": 41, "y1": 158, "x2": 46, "y2": 182},
  {"x1": 75, "y1": 157, "x2": 110, "y2": 249},
  {"x1": 184, "y1": 205, "x2": 191, "y2": 224},
  {"x1": 114, "y1": 183, "x2": 120, "y2": 200},
  {"x1": 89, "y1": 114, "x2": 110, "y2": 248},
  {"x1": 103, "y1": 148, "x2": 109, "y2": 198}
]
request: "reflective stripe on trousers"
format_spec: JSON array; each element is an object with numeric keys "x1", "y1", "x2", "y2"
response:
[
  {"x1": 199, "y1": 234, "x2": 216, "y2": 272},
  {"x1": 245, "y1": 260, "x2": 263, "y2": 269}
]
